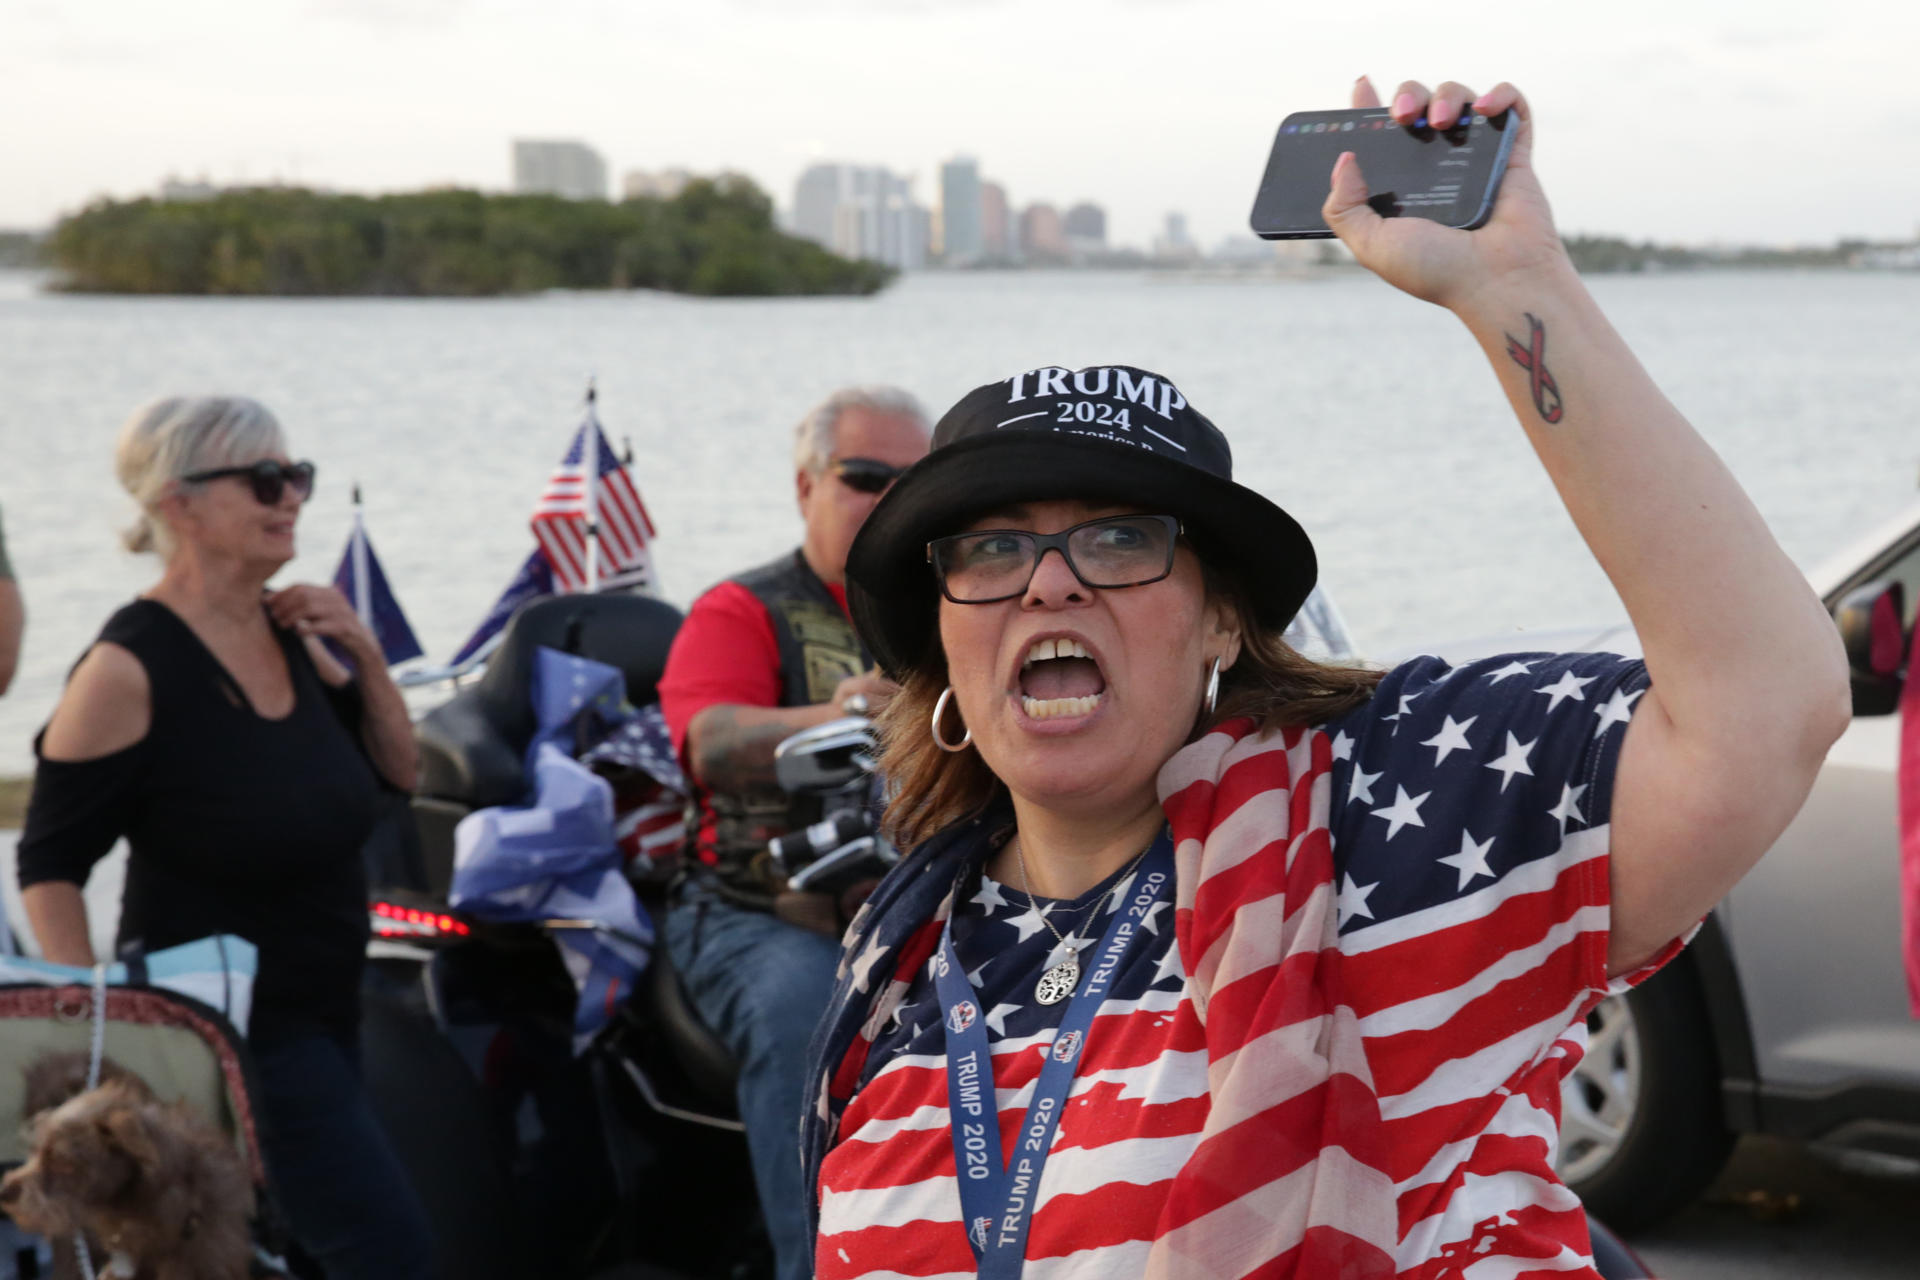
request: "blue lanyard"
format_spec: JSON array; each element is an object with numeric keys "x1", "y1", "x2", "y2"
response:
[{"x1": 936, "y1": 833, "x2": 1174, "y2": 1279}]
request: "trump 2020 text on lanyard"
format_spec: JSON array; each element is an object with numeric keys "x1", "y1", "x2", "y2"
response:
[{"x1": 934, "y1": 833, "x2": 1175, "y2": 1278}]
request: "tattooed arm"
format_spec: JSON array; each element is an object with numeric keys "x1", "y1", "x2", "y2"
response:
[
  {"x1": 687, "y1": 671, "x2": 899, "y2": 792},
  {"x1": 687, "y1": 703, "x2": 843, "y2": 791},
  {"x1": 1325, "y1": 76, "x2": 1850, "y2": 974}
]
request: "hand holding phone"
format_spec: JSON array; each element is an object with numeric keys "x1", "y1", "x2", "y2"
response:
[
  {"x1": 1269, "y1": 78, "x2": 1571, "y2": 313},
  {"x1": 1249, "y1": 106, "x2": 1515, "y2": 240}
]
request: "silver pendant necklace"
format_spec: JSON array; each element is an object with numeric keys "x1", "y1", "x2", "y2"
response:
[{"x1": 1015, "y1": 836, "x2": 1150, "y2": 1006}]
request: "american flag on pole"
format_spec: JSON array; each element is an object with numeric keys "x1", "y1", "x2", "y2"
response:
[{"x1": 531, "y1": 411, "x2": 658, "y2": 594}]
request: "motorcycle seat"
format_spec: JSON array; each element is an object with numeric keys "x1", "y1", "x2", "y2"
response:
[
  {"x1": 417, "y1": 593, "x2": 685, "y2": 810},
  {"x1": 644, "y1": 924, "x2": 741, "y2": 1109}
]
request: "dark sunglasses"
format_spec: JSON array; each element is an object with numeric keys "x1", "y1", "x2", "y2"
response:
[
  {"x1": 183, "y1": 459, "x2": 317, "y2": 505},
  {"x1": 927, "y1": 513, "x2": 1182, "y2": 604},
  {"x1": 829, "y1": 457, "x2": 906, "y2": 495}
]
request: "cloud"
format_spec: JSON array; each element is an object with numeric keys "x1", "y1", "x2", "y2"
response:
[{"x1": 307, "y1": 0, "x2": 471, "y2": 26}]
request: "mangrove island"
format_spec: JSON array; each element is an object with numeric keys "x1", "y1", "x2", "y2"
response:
[{"x1": 47, "y1": 176, "x2": 894, "y2": 298}]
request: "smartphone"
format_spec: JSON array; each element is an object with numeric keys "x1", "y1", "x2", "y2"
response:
[{"x1": 1249, "y1": 107, "x2": 1516, "y2": 240}]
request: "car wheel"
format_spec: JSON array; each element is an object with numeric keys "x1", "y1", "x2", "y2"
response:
[{"x1": 1556, "y1": 958, "x2": 1736, "y2": 1231}]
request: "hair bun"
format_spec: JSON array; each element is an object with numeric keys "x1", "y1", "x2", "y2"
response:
[{"x1": 121, "y1": 514, "x2": 156, "y2": 555}]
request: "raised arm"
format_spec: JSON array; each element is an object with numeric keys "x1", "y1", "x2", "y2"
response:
[
  {"x1": 1326, "y1": 77, "x2": 1851, "y2": 973},
  {"x1": 269, "y1": 584, "x2": 420, "y2": 792}
]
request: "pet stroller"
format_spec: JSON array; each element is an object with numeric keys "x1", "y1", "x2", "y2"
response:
[{"x1": 0, "y1": 936, "x2": 301, "y2": 1279}]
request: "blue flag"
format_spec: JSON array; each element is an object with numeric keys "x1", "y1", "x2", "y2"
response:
[
  {"x1": 332, "y1": 512, "x2": 424, "y2": 666},
  {"x1": 450, "y1": 548, "x2": 554, "y2": 667},
  {"x1": 448, "y1": 647, "x2": 654, "y2": 1050}
]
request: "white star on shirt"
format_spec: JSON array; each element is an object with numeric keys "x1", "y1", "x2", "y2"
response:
[
  {"x1": 1549, "y1": 782, "x2": 1589, "y2": 833},
  {"x1": 1152, "y1": 940, "x2": 1185, "y2": 985},
  {"x1": 847, "y1": 937, "x2": 887, "y2": 994},
  {"x1": 1370, "y1": 786, "x2": 1431, "y2": 840},
  {"x1": 1337, "y1": 873, "x2": 1379, "y2": 928},
  {"x1": 1007, "y1": 902, "x2": 1054, "y2": 944},
  {"x1": 1330, "y1": 730, "x2": 1355, "y2": 762},
  {"x1": 1347, "y1": 767, "x2": 1383, "y2": 806},
  {"x1": 1593, "y1": 686, "x2": 1644, "y2": 737},
  {"x1": 1536, "y1": 669, "x2": 1597, "y2": 712},
  {"x1": 972, "y1": 877, "x2": 1010, "y2": 913},
  {"x1": 1108, "y1": 871, "x2": 1138, "y2": 910},
  {"x1": 1485, "y1": 659, "x2": 1537, "y2": 684},
  {"x1": 1421, "y1": 715, "x2": 1479, "y2": 767},
  {"x1": 967, "y1": 959, "x2": 993, "y2": 986},
  {"x1": 1437, "y1": 830, "x2": 1496, "y2": 891},
  {"x1": 1138, "y1": 900, "x2": 1170, "y2": 936},
  {"x1": 1484, "y1": 732, "x2": 1537, "y2": 793},
  {"x1": 984, "y1": 1002, "x2": 1023, "y2": 1035},
  {"x1": 1047, "y1": 933, "x2": 1093, "y2": 960},
  {"x1": 1381, "y1": 691, "x2": 1421, "y2": 723}
]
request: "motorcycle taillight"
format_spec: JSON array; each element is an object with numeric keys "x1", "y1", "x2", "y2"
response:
[{"x1": 369, "y1": 899, "x2": 473, "y2": 941}]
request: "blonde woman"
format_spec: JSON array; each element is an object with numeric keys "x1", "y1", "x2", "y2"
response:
[{"x1": 17, "y1": 397, "x2": 432, "y2": 1278}]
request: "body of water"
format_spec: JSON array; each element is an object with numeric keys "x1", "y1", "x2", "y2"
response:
[{"x1": 1, "y1": 266, "x2": 1917, "y2": 776}]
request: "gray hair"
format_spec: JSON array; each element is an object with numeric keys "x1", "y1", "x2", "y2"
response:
[
  {"x1": 792, "y1": 386, "x2": 929, "y2": 475},
  {"x1": 115, "y1": 396, "x2": 287, "y2": 556}
]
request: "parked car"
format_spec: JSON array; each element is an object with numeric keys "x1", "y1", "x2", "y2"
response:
[{"x1": 1398, "y1": 499, "x2": 1920, "y2": 1229}]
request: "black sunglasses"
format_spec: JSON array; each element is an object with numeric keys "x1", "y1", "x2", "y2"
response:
[
  {"x1": 927, "y1": 513, "x2": 1183, "y2": 604},
  {"x1": 829, "y1": 457, "x2": 906, "y2": 495},
  {"x1": 183, "y1": 459, "x2": 317, "y2": 505}
]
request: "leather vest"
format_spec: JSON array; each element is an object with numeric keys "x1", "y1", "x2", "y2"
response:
[{"x1": 702, "y1": 549, "x2": 870, "y2": 908}]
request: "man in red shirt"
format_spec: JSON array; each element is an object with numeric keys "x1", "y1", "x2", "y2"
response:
[{"x1": 658, "y1": 385, "x2": 928, "y2": 1280}]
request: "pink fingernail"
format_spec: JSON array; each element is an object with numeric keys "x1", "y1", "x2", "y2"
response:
[{"x1": 1393, "y1": 92, "x2": 1416, "y2": 118}]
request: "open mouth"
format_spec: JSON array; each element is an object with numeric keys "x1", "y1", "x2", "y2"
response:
[{"x1": 1018, "y1": 636, "x2": 1107, "y2": 720}]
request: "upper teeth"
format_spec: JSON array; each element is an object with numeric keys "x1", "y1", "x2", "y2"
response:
[{"x1": 1024, "y1": 637, "x2": 1091, "y2": 666}]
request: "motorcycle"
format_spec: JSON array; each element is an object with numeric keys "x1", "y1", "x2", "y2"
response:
[{"x1": 359, "y1": 592, "x2": 892, "y2": 1279}]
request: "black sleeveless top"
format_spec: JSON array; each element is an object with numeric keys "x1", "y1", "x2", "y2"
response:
[{"x1": 17, "y1": 600, "x2": 380, "y2": 1048}]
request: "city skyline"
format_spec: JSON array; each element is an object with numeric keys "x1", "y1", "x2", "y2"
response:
[{"x1": 3, "y1": 1, "x2": 1917, "y2": 249}]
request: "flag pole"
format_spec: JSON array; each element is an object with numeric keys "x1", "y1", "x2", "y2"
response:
[
  {"x1": 583, "y1": 377, "x2": 600, "y2": 595},
  {"x1": 350, "y1": 482, "x2": 373, "y2": 626}
]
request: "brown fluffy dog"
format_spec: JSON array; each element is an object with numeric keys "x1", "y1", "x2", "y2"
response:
[{"x1": 2, "y1": 1063, "x2": 255, "y2": 1280}]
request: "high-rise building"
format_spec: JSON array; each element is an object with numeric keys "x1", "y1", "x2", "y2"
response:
[
  {"x1": 1154, "y1": 211, "x2": 1198, "y2": 261},
  {"x1": 792, "y1": 164, "x2": 847, "y2": 248},
  {"x1": 1020, "y1": 203, "x2": 1068, "y2": 262},
  {"x1": 623, "y1": 168, "x2": 693, "y2": 201},
  {"x1": 512, "y1": 140, "x2": 608, "y2": 200},
  {"x1": 1063, "y1": 202, "x2": 1108, "y2": 256},
  {"x1": 790, "y1": 163, "x2": 929, "y2": 271},
  {"x1": 981, "y1": 182, "x2": 1011, "y2": 261},
  {"x1": 940, "y1": 157, "x2": 984, "y2": 265}
]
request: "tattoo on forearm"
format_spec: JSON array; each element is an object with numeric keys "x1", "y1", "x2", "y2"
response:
[
  {"x1": 1504, "y1": 312, "x2": 1564, "y2": 424},
  {"x1": 691, "y1": 707, "x2": 792, "y2": 791}
]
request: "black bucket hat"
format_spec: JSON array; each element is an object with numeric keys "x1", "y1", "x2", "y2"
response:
[{"x1": 845, "y1": 363, "x2": 1317, "y2": 679}]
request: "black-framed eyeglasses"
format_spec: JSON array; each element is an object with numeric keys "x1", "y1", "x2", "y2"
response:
[
  {"x1": 829, "y1": 457, "x2": 906, "y2": 495},
  {"x1": 182, "y1": 459, "x2": 317, "y2": 505},
  {"x1": 927, "y1": 513, "x2": 1182, "y2": 604}
]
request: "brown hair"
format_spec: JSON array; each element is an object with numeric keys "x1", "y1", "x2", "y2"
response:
[{"x1": 875, "y1": 565, "x2": 1384, "y2": 851}]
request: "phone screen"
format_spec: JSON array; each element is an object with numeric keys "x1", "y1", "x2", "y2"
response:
[{"x1": 1249, "y1": 108, "x2": 1515, "y2": 240}]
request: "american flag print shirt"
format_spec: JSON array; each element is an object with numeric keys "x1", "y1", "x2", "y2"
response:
[{"x1": 808, "y1": 651, "x2": 1674, "y2": 1280}]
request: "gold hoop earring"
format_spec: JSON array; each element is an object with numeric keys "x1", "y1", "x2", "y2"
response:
[
  {"x1": 931, "y1": 686, "x2": 973, "y2": 752},
  {"x1": 1203, "y1": 656, "x2": 1222, "y2": 718}
]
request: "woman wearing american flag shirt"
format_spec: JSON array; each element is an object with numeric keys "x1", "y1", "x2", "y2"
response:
[{"x1": 799, "y1": 75, "x2": 1850, "y2": 1280}]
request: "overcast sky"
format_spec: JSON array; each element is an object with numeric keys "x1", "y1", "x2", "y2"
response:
[{"x1": 4, "y1": 0, "x2": 1916, "y2": 249}]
